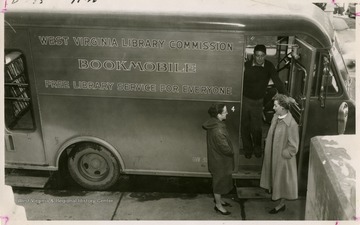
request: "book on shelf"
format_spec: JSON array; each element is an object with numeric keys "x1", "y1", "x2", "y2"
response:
[{"x1": 5, "y1": 51, "x2": 30, "y2": 119}]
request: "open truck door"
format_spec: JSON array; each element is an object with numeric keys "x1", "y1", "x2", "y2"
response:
[
  {"x1": 288, "y1": 38, "x2": 316, "y2": 188},
  {"x1": 288, "y1": 37, "x2": 356, "y2": 193}
]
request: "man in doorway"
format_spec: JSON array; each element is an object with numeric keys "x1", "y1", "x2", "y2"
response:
[{"x1": 241, "y1": 44, "x2": 287, "y2": 159}]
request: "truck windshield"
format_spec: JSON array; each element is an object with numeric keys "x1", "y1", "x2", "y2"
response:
[
  {"x1": 332, "y1": 42, "x2": 355, "y2": 101},
  {"x1": 332, "y1": 43, "x2": 349, "y2": 81}
]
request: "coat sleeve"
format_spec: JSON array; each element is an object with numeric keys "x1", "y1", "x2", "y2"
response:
[
  {"x1": 213, "y1": 129, "x2": 234, "y2": 157},
  {"x1": 282, "y1": 121, "x2": 299, "y2": 159}
]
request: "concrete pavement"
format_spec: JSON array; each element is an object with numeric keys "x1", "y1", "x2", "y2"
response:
[{"x1": 13, "y1": 189, "x2": 305, "y2": 220}]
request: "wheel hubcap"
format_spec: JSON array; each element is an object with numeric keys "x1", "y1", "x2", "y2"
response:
[{"x1": 79, "y1": 153, "x2": 109, "y2": 181}]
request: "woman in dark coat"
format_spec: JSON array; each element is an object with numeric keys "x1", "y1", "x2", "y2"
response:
[
  {"x1": 260, "y1": 94, "x2": 299, "y2": 214},
  {"x1": 202, "y1": 103, "x2": 234, "y2": 215}
]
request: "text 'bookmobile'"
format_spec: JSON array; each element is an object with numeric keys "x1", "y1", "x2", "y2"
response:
[{"x1": 4, "y1": 0, "x2": 355, "y2": 190}]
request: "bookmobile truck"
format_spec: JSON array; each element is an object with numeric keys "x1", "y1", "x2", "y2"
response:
[{"x1": 4, "y1": 0, "x2": 355, "y2": 191}]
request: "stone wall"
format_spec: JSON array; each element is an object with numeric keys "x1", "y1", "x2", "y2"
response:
[{"x1": 305, "y1": 135, "x2": 357, "y2": 220}]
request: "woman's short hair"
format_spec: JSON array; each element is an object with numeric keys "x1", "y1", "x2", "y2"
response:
[
  {"x1": 208, "y1": 103, "x2": 226, "y2": 118},
  {"x1": 273, "y1": 94, "x2": 292, "y2": 110}
]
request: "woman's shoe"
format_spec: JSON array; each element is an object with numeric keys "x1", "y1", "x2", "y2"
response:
[
  {"x1": 221, "y1": 202, "x2": 232, "y2": 207},
  {"x1": 214, "y1": 206, "x2": 231, "y2": 215},
  {"x1": 269, "y1": 205, "x2": 286, "y2": 214},
  {"x1": 213, "y1": 200, "x2": 232, "y2": 207}
]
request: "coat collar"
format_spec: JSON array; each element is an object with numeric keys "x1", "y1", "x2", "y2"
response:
[{"x1": 276, "y1": 113, "x2": 293, "y2": 126}]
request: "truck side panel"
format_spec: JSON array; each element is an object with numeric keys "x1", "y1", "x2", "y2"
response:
[
  {"x1": 40, "y1": 97, "x2": 240, "y2": 174},
  {"x1": 30, "y1": 28, "x2": 244, "y2": 174}
]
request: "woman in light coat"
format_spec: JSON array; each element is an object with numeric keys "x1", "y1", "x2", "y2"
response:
[{"x1": 260, "y1": 94, "x2": 299, "y2": 214}]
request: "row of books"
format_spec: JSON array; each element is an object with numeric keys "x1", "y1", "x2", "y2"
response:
[
  {"x1": 6, "y1": 90, "x2": 30, "y2": 117},
  {"x1": 5, "y1": 53, "x2": 30, "y2": 118},
  {"x1": 6, "y1": 57, "x2": 25, "y2": 81}
]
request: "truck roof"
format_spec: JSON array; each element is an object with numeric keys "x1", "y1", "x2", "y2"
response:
[{"x1": 4, "y1": 0, "x2": 334, "y2": 48}]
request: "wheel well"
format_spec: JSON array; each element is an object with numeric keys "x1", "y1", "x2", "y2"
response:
[{"x1": 56, "y1": 138, "x2": 125, "y2": 172}]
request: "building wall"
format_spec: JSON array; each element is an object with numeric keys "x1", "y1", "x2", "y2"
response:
[{"x1": 305, "y1": 135, "x2": 356, "y2": 220}]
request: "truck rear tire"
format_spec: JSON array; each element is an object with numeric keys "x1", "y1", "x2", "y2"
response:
[{"x1": 68, "y1": 143, "x2": 120, "y2": 190}]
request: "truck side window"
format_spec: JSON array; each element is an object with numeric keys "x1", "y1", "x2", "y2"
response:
[
  {"x1": 4, "y1": 51, "x2": 35, "y2": 130},
  {"x1": 323, "y1": 56, "x2": 340, "y2": 95},
  {"x1": 326, "y1": 67, "x2": 340, "y2": 94},
  {"x1": 292, "y1": 63, "x2": 307, "y2": 98},
  {"x1": 312, "y1": 55, "x2": 340, "y2": 96}
]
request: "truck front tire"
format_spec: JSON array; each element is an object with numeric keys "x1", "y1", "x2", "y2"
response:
[{"x1": 68, "y1": 143, "x2": 120, "y2": 190}]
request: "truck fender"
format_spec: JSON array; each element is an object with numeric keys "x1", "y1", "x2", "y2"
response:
[{"x1": 55, "y1": 136, "x2": 125, "y2": 171}]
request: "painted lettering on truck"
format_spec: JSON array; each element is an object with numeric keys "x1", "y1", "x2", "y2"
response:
[
  {"x1": 37, "y1": 36, "x2": 234, "y2": 52},
  {"x1": 78, "y1": 59, "x2": 197, "y2": 73}
]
